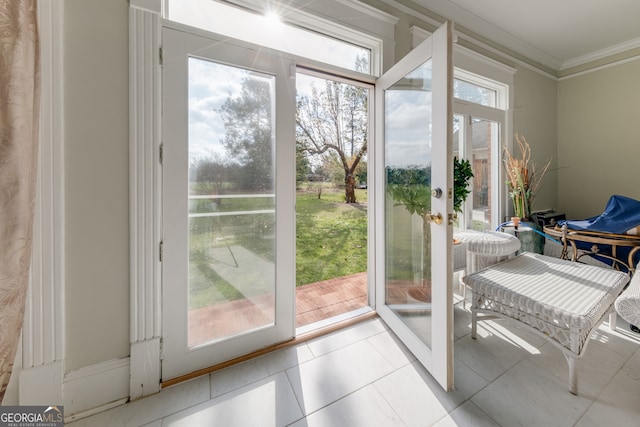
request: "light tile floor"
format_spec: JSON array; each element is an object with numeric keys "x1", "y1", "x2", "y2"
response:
[{"x1": 68, "y1": 301, "x2": 640, "y2": 426}]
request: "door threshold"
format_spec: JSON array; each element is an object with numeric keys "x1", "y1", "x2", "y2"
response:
[
  {"x1": 296, "y1": 306, "x2": 374, "y2": 335},
  {"x1": 161, "y1": 308, "x2": 377, "y2": 389}
]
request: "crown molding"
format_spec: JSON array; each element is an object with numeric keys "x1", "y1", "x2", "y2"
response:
[
  {"x1": 561, "y1": 36, "x2": 640, "y2": 71},
  {"x1": 559, "y1": 54, "x2": 640, "y2": 81},
  {"x1": 335, "y1": 0, "x2": 399, "y2": 25},
  {"x1": 406, "y1": 0, "x2": 640, "y2": 73},
  {"x1": 377, "y1": 0, "x2": 441, "y2": 28},
  {"x1": 410, "y1": 0, "x2": 562, "y2": 70},
  {"x1": 130, "y1": 0, "x2": 161, "y2": 13}
]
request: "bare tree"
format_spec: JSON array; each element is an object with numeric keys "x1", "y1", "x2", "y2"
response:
[{"x1": 296, "y1": 78, "x2": 368, "y2": 203}]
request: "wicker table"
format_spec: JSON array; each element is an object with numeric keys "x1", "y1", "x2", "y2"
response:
[
  {"x1": 454, "y1": 230, "x2": 521, "y2": 274},
  {"x1": 454, "y1": 230, "x2": 521, "y2": 306},
  {"x1": 463, "y1": 252, "x2": 629, "y2": 394}
]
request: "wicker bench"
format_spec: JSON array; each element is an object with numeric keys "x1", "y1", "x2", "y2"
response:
[{"x1": 462, "y1": 252, "x2": 629, "y2": 394}]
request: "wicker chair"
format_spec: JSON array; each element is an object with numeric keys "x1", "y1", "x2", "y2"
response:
[{"x1": 615, "y1": 269, "x2": 640, "y2": 332}]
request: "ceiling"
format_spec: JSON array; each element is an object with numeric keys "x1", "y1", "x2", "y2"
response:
[{"x1": 415, "y1": 0, "x2": 640, "y2": 71}]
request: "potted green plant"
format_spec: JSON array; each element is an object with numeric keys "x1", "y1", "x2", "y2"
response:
[{"x1": 453, "y1": 156, "x2": 474, "y2": 219}]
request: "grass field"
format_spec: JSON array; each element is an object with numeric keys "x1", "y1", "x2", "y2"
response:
[
  {"x1": 188, "y1": 185, "x2": 368, "y2": 309},
  {"x1": 296, "y1": 187, "x2": 368, "y2": 286}
]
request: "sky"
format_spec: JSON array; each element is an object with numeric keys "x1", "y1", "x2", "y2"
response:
[{"x1": 384, "y1": 62, "x2": 434, "y2": 169}]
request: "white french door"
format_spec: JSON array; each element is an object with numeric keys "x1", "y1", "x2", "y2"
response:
[
  {"x1": 161, "y1": 27, "x2": 296, "y2": 380},
  {"x1": 161, "y1": 21, "x2": 454, "y2": 389},
  {"x1": 374, "y1": 22, "x2": 454, "y2": 391}
]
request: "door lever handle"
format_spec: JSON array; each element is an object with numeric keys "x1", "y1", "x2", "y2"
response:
[
  {"x1": 448, "y1": 212, "x2": 457, "y2": 225},
  {"x1": 425, "y1": 212, "x2": 443, "y2": 225}
]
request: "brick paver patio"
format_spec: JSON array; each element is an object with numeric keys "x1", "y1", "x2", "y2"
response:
[{"x1": 188, "y1": 272, "x2": 368, "y2": 347}]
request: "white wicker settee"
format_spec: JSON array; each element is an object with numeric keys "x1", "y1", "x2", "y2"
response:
[
  {"x1": 615, "y1": 269, "x2": 640, "y2": 331},
  {"x1": 463, "y1": 252, "x2": 630, "y2": 395}
]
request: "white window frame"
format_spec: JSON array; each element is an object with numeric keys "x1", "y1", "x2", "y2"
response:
[
  {"x1": 453, "y1": 44, "x2": 515, "y2": 230},
  {"x1": 163, "y1": 0, "x2": 389, "y2": 77}
]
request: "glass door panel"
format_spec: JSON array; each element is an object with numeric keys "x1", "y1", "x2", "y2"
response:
[
  {"x1": 384, "y1": 59, "x2": 434, "y2": 347},
  {"x1": 162, "y1": 28, "x2": 295, "y2": 381},
  {"x1": 187, "y1": 58, "x2": 277, "y2": 347},
  {"x1": 452, "y1": 114, "x2": 464, "y2": 232},
  {"x1": 375, "y1": 22, "x2": 453, "y2": 391}
]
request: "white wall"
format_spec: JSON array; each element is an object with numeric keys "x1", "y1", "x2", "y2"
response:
[
  {"x1": 64, "y1": 0, "x2": 130, "y2": 371},
  {"x1": 558, "y1": 58, "x2": 640, "y2": 219},
  {"x1": 513, "y1": 65, "x2": 559, "y2": 214}
]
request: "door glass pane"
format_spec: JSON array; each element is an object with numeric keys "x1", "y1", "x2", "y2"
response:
[
  {"x1": 188, "y1": 57, "x2": 276, "y2": 347},
  {"x1": 384, "y1": 59, "x2": 433, "y2": 348},
  {"x1": 452, "y1": 114, "x2": 463, "y2": 231},
  {"x1": 470, "y1": 117, "x2": 499, "y2": 231}
]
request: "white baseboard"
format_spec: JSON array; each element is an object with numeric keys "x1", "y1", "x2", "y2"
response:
[
  {"x1": 19, "y1": 360, "x2": 64, "y2": 405},
  {"x1": 63, "y1": 357, "x2": 130, "y2": 418},
  {"x1": 64, "y1": 397, "x2": 129, "y2": 423}
]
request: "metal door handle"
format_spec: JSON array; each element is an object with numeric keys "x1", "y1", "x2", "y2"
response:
[{"x1": 425, "y1": 212, "x2": 443, "y2": 225}]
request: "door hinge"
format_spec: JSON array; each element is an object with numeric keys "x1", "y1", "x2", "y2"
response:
[
  {"x1": 159, "y1": 47, "x2": 163, "y2": 66},
  {"x1": 159, "y1": 143, "x2": 163, "y2": 164},
  {"x1": 159, "y1": 241, "x2": 163, "y2": 262}
]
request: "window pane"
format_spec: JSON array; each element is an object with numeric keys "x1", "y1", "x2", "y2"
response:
[
  {"x1": 470, "y1": 117, "x2": 499, "y2": 231},
  {"x1": 454, "y1": 78, "x2": 497, "y2": 107},
  {"x1": 188, "y1": 57, "x2": 276, "y2": 347},
  {"x1": 168, "y1": 0, "x2": 371, "y2": 74}
]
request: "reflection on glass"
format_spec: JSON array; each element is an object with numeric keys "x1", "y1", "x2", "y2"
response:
[
  {"x1": 384, "y1": 59, "x2": 433, "y2": 348},
  {"x1": 454, "y1": 78, "x2": 497, "y2": 107},
  {"x1": 452, "y1": 114, "x2": 463, "y2": 232},
  {"x1": 471, "y1": 118, "x2": 499, "y2": 231},
  {"x1": 187, "y1": 57, "x2": 276, "y2": 347}
]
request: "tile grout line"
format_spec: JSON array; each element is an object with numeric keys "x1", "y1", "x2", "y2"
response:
[{"x1": 571, "y1": 345, "x2": 640, "y2": 426}]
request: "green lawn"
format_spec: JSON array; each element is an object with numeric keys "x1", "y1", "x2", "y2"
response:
[
  {"x1": 296, "y1": 188, "x2": 368, "y2": 286},
  {"x1": 188, "y1": 186, "x2": 368, "y2": 308}
]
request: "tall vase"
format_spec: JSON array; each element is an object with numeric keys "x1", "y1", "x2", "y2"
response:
[{"x1": 518, "y1": 220, "x2": 545, "y2": 254}]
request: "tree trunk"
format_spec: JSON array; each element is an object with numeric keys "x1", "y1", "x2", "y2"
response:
[{"x1": 345, "y1": 173, "x2": 356, "y2": 203}]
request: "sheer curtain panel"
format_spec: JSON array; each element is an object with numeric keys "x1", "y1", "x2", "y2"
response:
[{"x1": 0, "y1": 0, "x2": 40, "y2": 402}]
